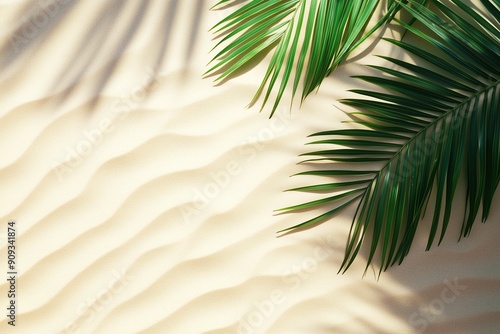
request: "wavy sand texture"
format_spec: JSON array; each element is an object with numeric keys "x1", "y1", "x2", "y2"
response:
[{"x1": 0, "y1": 1, "x2": 499, "y2": 333}]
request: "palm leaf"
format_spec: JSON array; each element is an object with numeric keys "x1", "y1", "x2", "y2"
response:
[
  {"x1": 279, "y1": 0, "x2": 500, "y2": 275},
  {"x1": 206, "y1": 0, "x2": 424, "y2": 117}
]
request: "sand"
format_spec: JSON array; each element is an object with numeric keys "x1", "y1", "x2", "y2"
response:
[{"x1": 0, "y1": 1, "x2": 499, "y2": 333}]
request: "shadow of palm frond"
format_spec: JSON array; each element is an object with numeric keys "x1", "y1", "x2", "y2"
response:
[
  {"x1": 1, "y1": 0, "x2": 208, "y2": 111},
  {"x1": 0, "y1": 0, "x2": 79, "y2": 71}
]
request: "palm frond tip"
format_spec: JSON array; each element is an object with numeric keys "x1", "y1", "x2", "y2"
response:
[{"x1": 206, "y1": 0, "x2": 422, "y2": 116}]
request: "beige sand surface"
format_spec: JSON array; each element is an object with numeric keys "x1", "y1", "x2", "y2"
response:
[{"x1": 0, "y1": 1, "x2": 499, "y2": 333}]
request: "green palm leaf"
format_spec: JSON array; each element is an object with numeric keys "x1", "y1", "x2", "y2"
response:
[
  {"x1": 279, "y1": 0, "x2": 500, "y2": 275},
  {"x1": 206, "y1": 0, "x2": 422, "y2": 116}
]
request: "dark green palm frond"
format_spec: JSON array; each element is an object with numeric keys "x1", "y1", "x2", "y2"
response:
[
  {"x1": 205, "y1": 0, "x2": 422, "y2": 117},
  {"x1": 278, "y1": 0, "x2": 500, "y2": 275}
]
